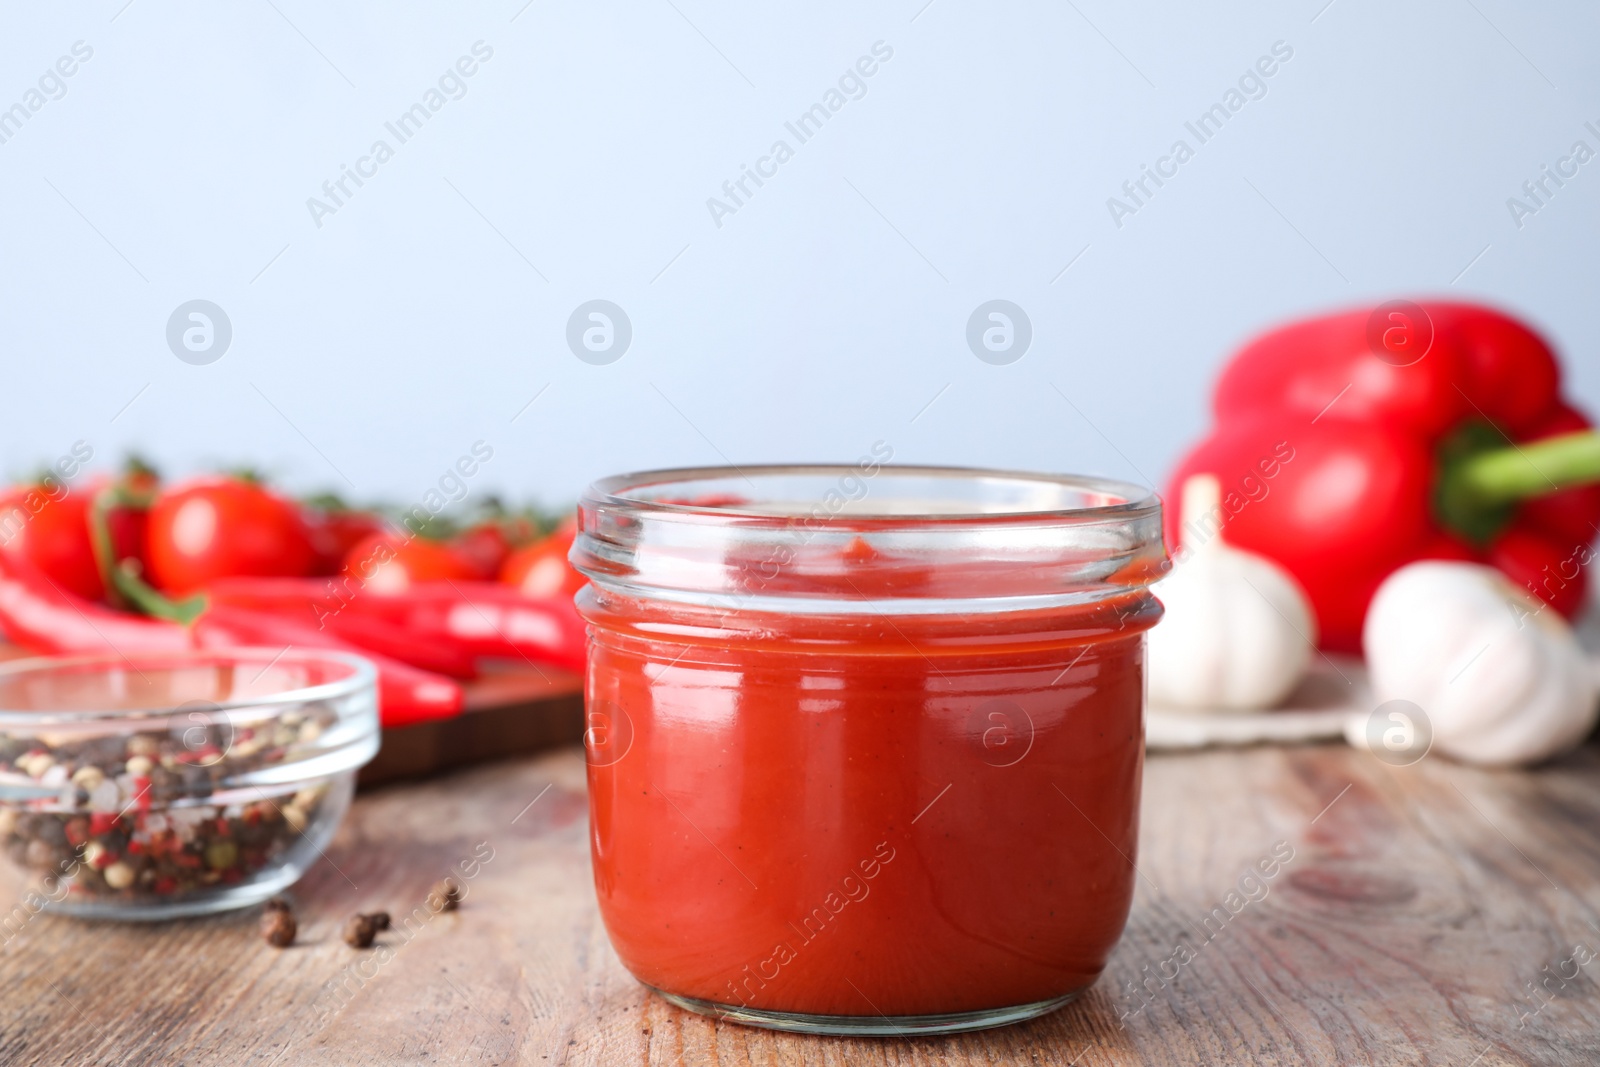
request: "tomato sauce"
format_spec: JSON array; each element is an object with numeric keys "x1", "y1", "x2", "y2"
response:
[{"x1": 580, "y1": 587, "x2": 1158, "y2": 1018}]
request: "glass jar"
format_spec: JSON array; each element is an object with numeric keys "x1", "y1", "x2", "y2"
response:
[
  {"x1": 0, "y1": 648, "x2": 378, "y2": 920},
  {"x1": 572, "y1": 465, "x2": 1166, "y2": 1035}
]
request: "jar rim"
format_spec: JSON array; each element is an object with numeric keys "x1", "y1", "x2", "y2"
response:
[
  {"x1": 574, "y1": 465, "x2": 1167, "y2": 613},
  {"x1": 582, "y1": 464, "x2": 1159, "y2": 526}
]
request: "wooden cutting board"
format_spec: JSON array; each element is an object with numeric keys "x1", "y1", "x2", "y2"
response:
[{"x1": 359, "y1": 663, "x2": 584, "y2": 786}]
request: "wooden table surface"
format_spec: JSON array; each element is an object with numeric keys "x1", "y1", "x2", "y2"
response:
[{"x1": 2, "y1": 737, "x2": 1598, "y2": 1067}]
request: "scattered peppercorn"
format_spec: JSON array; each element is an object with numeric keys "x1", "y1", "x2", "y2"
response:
[
  {"x1": 427, "y1": 879, "x2": 461, "y2": 913},
  {"x1": 342, "y1": 912, "x2": 391, "y2": 948},
  {"x1": 261, "y1": 906, "x2": 297, "y2": 947}
]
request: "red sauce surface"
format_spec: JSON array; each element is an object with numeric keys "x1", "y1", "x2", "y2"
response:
[{"x1": 580, "y1": 588, "x2": 1158, "y2": 1018}]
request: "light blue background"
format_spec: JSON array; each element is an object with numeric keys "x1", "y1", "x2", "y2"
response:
[{"x1": 2, "y1": 0, "x2": 1597, "y2": 513}]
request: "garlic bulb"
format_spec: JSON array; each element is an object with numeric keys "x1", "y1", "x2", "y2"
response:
[
  {"x1": 1357, "y1": 561, "x2": 1599, "y2": 765},
  {"x1": 1148, "y1": 474, "x2": 1317, "y2": 711}
]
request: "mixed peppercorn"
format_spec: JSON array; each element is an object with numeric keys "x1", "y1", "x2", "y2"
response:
[{"x1": 0, "y1": 702, "x2": 338, "y2": 904}]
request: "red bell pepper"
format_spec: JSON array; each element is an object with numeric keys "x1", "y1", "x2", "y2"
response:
[{"x1": 1168, "y1": 301, "x2": 1600, "y2": 652}]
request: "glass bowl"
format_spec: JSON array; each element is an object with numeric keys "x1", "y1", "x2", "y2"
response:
[{"x1": 0, "y1": 648, "x2": 379, "y2": 920}]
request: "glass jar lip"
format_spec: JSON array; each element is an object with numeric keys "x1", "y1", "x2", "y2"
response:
[
  {"x1": 582, "y1": 464, "x2": 1159, "y2": 526},
  {"x1": 0, "y1": 648, "x2": 377, "y2": 722},
  {"x1": 575, "y1": 465, "x2": 1167, "y2": 613}
]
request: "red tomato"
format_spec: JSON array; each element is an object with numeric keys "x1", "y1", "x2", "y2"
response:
[
  {"x1": 451, "y1": 523, "x2": 514, "y2": 580},
  {"x1": 0, "y1": 474, "x2": 151, "y2": 603},
  {"x1": 344, "y1": 533, "x2": 477, "y2": 593},
  {"x1": 499, "y1": 523, "x2": 584, "y2": 599},
  {"x1": 147, "y1": 477, "x2": 315, "y2": 595},
  {"x1": 306, "y1": 509, "x2": 390, "y2": 576},
  {"x1": 0, "y1": 484, "x2": 103, "y2": 600}
]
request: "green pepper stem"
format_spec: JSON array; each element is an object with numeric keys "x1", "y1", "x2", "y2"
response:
[
  {"x1": 87, "y1": 487, "x2": 124, "y2": 609},
  {"x1": 111, "y1": 559, "x2": 208, "y2": 625},
  {"x1": 86, "y1": 477, "x2": 157, "y2": 610},
  {"x1": 1452, "y1": 429, "x2": 1600, "y2": 506}
]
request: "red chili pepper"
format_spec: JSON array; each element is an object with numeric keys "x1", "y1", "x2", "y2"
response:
[
  {"x1": 204, "y1": 576, "x2": 587, "y2": 675},
  {"x1": 1168, "y1": 301, "x2": 1600, "y2": 651},
  {"x1": 0, "y1": 551, "x2": 189, "y2": 655},
  {"x1": 191, "y1": 604, "x2": 463, "y2": 727},
  {"x1": 358, "y1": 581, "x2": 589, "y2": 676},
  {"x1": 203, "y1": 578, "x2": 480, "y2": 679},
  {"x1": 295, "y1": 607, "x2": 480, "y2": 679}
]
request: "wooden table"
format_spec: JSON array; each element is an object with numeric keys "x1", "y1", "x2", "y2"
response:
[{"x1": 2, "y1": 738, "x2": 1597, "y2": 1066}]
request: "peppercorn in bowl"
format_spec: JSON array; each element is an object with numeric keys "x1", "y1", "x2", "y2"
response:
[{"x1": 0, "y1": 649, "x2": 378, "y2": 920}]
